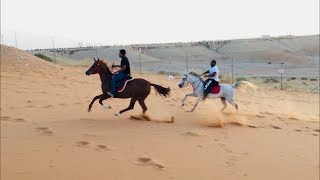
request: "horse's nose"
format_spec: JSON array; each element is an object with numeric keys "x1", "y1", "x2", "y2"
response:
[
  {"x1": 85, "y1": 71, "x2": 90, "y2": 75},
  {"x1": 178, "y1": 84, "x2": 182, "y2": 88}
]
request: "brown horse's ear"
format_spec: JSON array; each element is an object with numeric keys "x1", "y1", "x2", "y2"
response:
[
  {"x1": 94, "y1": 58, "x2": 97, "y2": 62},
  {"x1": 98, "y1": 58, "x2": 100, "y2": 61}
]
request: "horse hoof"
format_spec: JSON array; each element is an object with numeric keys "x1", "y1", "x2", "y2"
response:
[
  {"x1": 103, "y1": 105, "x2": 111, "y2": 109},
  {"x1": 181, "y1": 103, "x2": 185, "y2": 107},
  {"x1": 88, "y1": 108, "x2": 91, "y2": 112},
  {"x1": 114, "y1": 112, "x2": 120, "y2": 116}
]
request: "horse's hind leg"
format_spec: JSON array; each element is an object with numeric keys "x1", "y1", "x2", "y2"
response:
[
  {"x1": 138, "y1": 98, "x2": 148, "y2": 114},
  {"x1": 220, "y1": 97, "x2": 227, "y2": 111},
  {"x1": 138, "y1": 98, "x2": 152, "y2": 121},
  {"x1": 115, "y1": 98, "x2": 137, "y2": 116},
  {"x1": 226, "y1": 99, "x2": 238, "y2": 110}
]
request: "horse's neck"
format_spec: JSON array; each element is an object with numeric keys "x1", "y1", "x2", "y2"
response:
[
  {"x1": 188, "y1": 75, "x2": 202, "y2": 85},
  {"x1": 99, "y1": 69, "x2": 112, "y2": 82},
  {"x1": 188, "y1": 75, "x2": 204, "y2": 95}
]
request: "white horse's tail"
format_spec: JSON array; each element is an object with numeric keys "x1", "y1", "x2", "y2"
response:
[{"x1": 232, "y1": 81, "x2": 257, "y2": 92}]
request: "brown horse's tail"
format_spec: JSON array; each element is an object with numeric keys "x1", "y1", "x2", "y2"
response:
[{"x1": 151, "y1": 83, "x2": 170, "y2": 97}]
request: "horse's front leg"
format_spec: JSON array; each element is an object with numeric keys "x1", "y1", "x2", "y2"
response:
[
  {"x1": 181, "y1": 93, "x2": 195, "y2": 107},
  {"x1": 88, "y1": 94, "x2": 102, "y2": 112},
  {"x1": 99, "y1": 94, "x2": 112, "y2": 109},
  {"x1": 187, "y1": 98, "x2": 200, "y2": 112}
]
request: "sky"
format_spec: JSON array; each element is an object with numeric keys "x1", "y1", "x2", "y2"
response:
[{"x1": 1, "y1": 0, "x2": 319, "y2": 49}]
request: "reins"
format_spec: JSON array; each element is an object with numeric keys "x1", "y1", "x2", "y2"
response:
[{"x1": 186, "y1": 74, "x2": 202, "y2": 92}]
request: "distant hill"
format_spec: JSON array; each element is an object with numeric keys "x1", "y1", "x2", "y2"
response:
[{"x1": 28, "y1": 35, "x2": 320, "y2": 77}]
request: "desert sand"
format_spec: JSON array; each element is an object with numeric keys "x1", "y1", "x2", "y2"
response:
[{"x1": 1, "y1": 45, "x2": 319, "y2": 180}]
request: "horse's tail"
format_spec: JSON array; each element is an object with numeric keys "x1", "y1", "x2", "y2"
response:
[
  {"x1": 151, "y1": 83, "x2": 171, "y2": 97},
  {"x1": 232, "y1": 81, "x2": 257, "y2": 92}
]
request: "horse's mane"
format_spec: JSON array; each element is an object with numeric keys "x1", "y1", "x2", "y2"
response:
[
  {"x1": 188, "y1": 72, "x2": 204, "y2": 82},
  {"x1": 99, "y1": 60, "x2": 108, "y2": 66},
  {"x1": 98, "y1": 60, "x2": 112, "y2": 75},
  {"x1": 189, "y1": 72, "x2": 200, "y2": 77}
]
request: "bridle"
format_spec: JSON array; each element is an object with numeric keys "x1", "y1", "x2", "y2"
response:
[{"x1": 184, "y1": 74, "x2": 202, "y2": 92}]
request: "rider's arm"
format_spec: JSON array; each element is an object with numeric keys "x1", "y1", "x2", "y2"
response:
[
  {"x1": 115, "y1": 65, "x2": 127, "y2": 74},
  {"x1": 112, "y1": 64, "x2": 121, "y2": 68},
  {"x1": 209, "y1": 72, "x2": 216, "y2": 77},
  {"x1": 201, "y1": 70, "x2": 209, "y2": 75}
]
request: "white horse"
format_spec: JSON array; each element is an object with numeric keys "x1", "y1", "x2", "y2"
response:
[{"x1": 178, "y1": 72, "x2": 257, "y2": 112}]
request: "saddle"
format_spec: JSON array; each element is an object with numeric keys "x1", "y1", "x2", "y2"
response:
[
  {"x1": 116, "y1": 76, "x2": 134, "y2": 93},
  {"x1": 211, "y1": 85, "x2": 221, "y2": 94}
]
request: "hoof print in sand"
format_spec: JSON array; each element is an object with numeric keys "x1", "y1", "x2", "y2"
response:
[
  {"x1": 76, "y1": 141, "x2": 90, "y2": 147},
  {"x1": 247, "y1": 125, "x2": 258, "y2": 128},
  {"x1": 184, "y1": 130, "x2": 204, "y2": 136},
  {"x1": 270, "y1": 125, "x2": 282, "y2": 129},
  {"x1": 256, "y1": 114, "x2": 266, "y2": 118},
  {"x1": 43, "y1": 105, "x2": 53, "y2": 108},
  {"x1": 95, "y1": 144, "x2": 112, "y2": 151},
  {"x1": 136, "y1": 157, "x2": 165, "y2": 170},
  {"x1": 36, "y1": 127, "x2": 54, "y2": 135},
  {"x1": 1, "y1": 116, "x2": 25, "y2": 122}
]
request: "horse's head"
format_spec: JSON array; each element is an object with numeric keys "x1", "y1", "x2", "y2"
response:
[
  {"x1": 85, "y1": 58, "x2": 111, "y2": 75},
  {"x1": 178, "y1": 73, "x2": 188, "y2": 88},
  {"x1": 178, "y1": 72, "x2": 202, "y2": 88}
]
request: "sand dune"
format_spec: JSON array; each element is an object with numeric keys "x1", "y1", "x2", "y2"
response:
[{"x1": 1, "y1": 45, "x2": 319, "y2": 180}]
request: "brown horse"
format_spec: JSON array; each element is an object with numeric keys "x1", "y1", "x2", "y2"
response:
[{"x1": 85, "y1": 58, "x2": 170, "y2": 116}]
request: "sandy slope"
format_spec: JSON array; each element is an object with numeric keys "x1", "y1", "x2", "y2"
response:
[
  {"x1": 1, "y1": 45, "x2": 319, "y2": 180},
  {"x1": 30, "y1": 35, "x2": 320, "y2": 77}
]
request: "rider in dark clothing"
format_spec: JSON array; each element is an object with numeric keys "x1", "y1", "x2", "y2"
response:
[
  {"x1": 107, "y1": 49, "x2": 131, "y2": 97},
  {"x1": 201, "y1": 60, "x2": 219, "y2": 101}
]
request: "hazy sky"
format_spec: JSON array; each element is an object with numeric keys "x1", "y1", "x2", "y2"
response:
[{"x1": 1, "y1": 0, "x2": 319, "y2": 49}]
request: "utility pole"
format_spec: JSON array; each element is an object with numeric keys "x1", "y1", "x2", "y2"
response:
[
  {"x1": 186, "y1": 52, "x2": 189, "y2": 72},
  {"x1": 51, "y1": 37, "x2": 56, "y2": 64},
  {"x1": 280, "y1": 62, "x2": 284, "y2": 90},
  {"x1": 139, "y1": 47, "x2": 142, "y2": 74},
  {"x1": 231, "y1": 57, "x2": 234, "y2": 83},
  {"x1": 14, "y1": 31, "x2": 18, "y2": 48}
]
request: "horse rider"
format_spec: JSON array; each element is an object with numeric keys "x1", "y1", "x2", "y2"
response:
[
  {"x1": 107, "y1": 49, "x2": 131, "y2": 98},
  {"x1": 201, "y1": 59, "x2": 220, "y2": 101}
]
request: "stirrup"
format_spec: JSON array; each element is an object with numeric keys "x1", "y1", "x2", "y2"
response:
[{"x1": 107, "y1": 92, "x2": 114, "y2": 98}]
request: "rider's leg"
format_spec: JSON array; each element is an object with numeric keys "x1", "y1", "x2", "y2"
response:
[
  {"x1": 202, "y1": 79, "x2": 212, "y2": 101},
  {"x1": 212, "y1": 79, "x2": 219, "y2": 86},
  {"x1": 110, "y1": 73, "x2": 126, "y2": 97}
]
